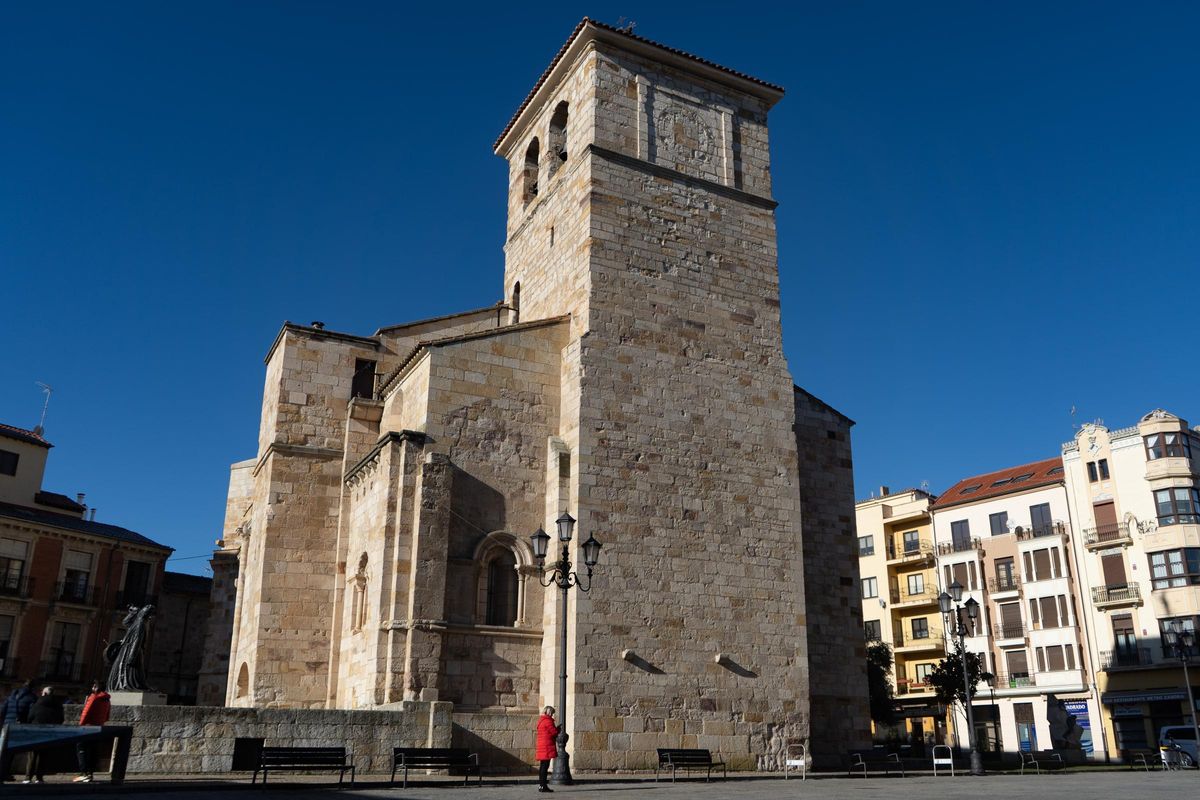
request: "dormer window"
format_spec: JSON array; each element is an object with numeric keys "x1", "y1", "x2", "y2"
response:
[
  {"x1": 523, "y1": 138, "x2": 540, "y2": 204},
  {"x1": 547, "y1": 101, "x2": 568, "y2": 178}
]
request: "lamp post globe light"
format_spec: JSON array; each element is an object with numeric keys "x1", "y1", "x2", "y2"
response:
[
  {"x1": 1163, "y1": 620, "x2": 1200, "y2": 766},
  {"x1": 939, "y1": 580, "x2": 984, "y2": 776},
  {"x1": 531, "y1": 512, "x2": 603, "y2": 786}
]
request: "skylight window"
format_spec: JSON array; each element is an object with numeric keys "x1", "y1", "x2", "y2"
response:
[
  {"x1": 991, "y1": 477, "x2": 1012, "y2": 488},
  {"x1": 1048, "y1": 466, "x2": 1064, "y2": 475},
  {"x1": 960, "y1": 484, "x2": 982, "y2": 495},
  {"x1": 1010, "y1": 473, "x2": 1034, "y2": 483}
]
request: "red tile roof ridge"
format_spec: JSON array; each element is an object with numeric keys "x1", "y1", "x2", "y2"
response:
[
  {"x1": 932, "y1": 456, "x2": 1064, "y2": 510},
  {"x1": 494, "y1": 17, "x2": 784, "y2": 153}
]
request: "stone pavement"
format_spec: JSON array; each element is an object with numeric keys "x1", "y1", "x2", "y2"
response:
[{"x1": 2, "y1": 770, "x2": 1194, "y2": 799}]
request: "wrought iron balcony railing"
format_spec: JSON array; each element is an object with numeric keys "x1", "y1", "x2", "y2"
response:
[
  {"x1": 1092, "y1": 583, "x2": 1141, "y2": 605},
  {"x1": 1099, "y1": 648, "x2": 1154, "y2": 670},
  {"x1": 55, "y1": 581, "x2": 96, "y2": 606},
  {"x1": 0, "y1": 572, "x2": 33, "y2": 599},
  {"x1": 994, "y1": 623, "x2": 1027, "y2": 640},
  {"x1": 987, "y1": 575, "x2": 1021, "y2": 592},
  {"x1": 1015, "y1": 522, "x2": 1068, "y2": 541},
  {"x1": 937, "y1": 537, "x2": 982, "y2": 556}
]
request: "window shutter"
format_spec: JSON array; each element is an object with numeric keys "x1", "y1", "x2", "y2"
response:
[
  {"x1": 64, "y1": 550, "x2": 92, "y2": 572},
  {"x1": 0, "y1": 539, "x2": 27, "y2": 559}
]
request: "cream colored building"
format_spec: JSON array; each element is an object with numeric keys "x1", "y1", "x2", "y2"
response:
[
  {"x1": 931, "y1": 458, "x2": 1100, "y2": 758},
  {"x1": 856, "y1": 488, "x2": 947, "y2": 750},
  {"x1": 214, "y1": 19, "x2": 868, "y2": 770},
  {"x1": 1062, "y1": 409, "x2": 1200, "y2": 759}
]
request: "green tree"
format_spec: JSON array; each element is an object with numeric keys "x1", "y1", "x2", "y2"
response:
[
  {"x1": 866, "y1": 640, "x2": 897, "y2": 725},
  {"x1": 928, "y1": 640, "x2": 990, "y2": 710}
]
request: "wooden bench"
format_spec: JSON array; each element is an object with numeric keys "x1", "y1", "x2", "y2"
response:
[
  {"x1": 1019, "y1": 750, "x2": 1064, "y2": 775},
  {"x1": 391, "y1": 747, "x2": 481, "y2": 789},
  {"x1": 655, "y1": 748, "x2": 726, "y2": 782},
  {"x1": 252, "y1": 746, "x2": 355, "y2": 785},
  {"x1": 846, "y1": 749, "x2": 905, "y2": 777}
]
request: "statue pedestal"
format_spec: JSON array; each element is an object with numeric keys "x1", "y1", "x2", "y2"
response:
[{"x1": 109, "y1": 691, "x2": 167, "y2": 706}]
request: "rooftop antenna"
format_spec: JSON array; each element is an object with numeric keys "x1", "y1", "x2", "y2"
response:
[
  {"x1": 34, "y1": 382, "x2": 53, "y2": 435},
  {"x1": 1069, "y1": 404, "x2": 1078, "y2": 430}
]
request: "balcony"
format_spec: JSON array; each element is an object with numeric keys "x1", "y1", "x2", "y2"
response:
[
  {"x1": 896, "y1": 679, "x2": 934, "y2": 696},
  {"x1": 886, "y1": 540, "x2": 934, "y2": 564},
  {"x1": 38, "y1": 659, "x2": 83, "y2": 682},
  {"x1": 991, "y1": 671, "x2": 1035, "y2": 689},
  {"x1": 1084, "y1": 523, "x2": 1133, "y2": 549},
  {"x1": 1015, "y1": 522, "x2": 1069, "y2": 542},
  {"x1": 0, "y1": 657, "x2": 20, "y2": 679},
  {"x1": 937, "y1": 537, "x2": 982, "y2": 556},
  {"x1": 987, "y1": 575, "x2": 1022, "y2": 594},
  {"x1": 55, "y1": 581, "x2": 96, "y2": 606},
  {"x1": 1099, "y1": 648, "x2": 1155, "y2": 671},
  {"x1": 890, "y1": 588, "x2": 939, "y2": 607},
  {"x1": 994, "y1": 623, "x2": 1027, "y2": 642},
  {"x1": 1092, "y1": 583, "x2": 1142, "y2": 608},
  {"x1": 893, "y1": 629, "x2": 945, "y2": 652},
  {"x1": 0, "y1": 573, "x2": 33, "y2": 600}
]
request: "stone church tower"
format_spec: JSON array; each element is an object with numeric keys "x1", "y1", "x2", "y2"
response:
[{"x1": 215, "y1": 19, "x2": 867, "y2": 770}]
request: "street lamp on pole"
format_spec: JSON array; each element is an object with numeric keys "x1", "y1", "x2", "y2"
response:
[
  {"x1": 1163, "y1": 620, "x2": 1199, "y2": 766},
  {"x1": 939, "y1": 581, "x2": 984, "y2": 776},
  {"x1": 531, "y1": 513, "x2": 603, "y2": 786}
]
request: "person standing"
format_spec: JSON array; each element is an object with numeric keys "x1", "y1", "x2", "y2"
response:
[
  {"x1": 0, "y1": 679, "x2": 36, "y2": 726},
  {"x1": 23, "y1": 686, "x2": 65, "y2": 784},
  {"x1": 74, "y1": 681, "x2": 110, "y2": 783},
  {"x1": 535, "y1": 706, "x2": 559, "y2": 793}
]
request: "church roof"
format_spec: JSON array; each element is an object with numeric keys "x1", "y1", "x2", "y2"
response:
[
  {"x1": 932, "y1": 457, "x2": 1064, "y2": 510},
  {"x1": 495, "y1": 17, "x2": 785, "y2": 154}
]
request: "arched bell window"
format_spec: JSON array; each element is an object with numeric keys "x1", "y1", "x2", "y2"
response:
[
  {"x1": 547, "y1": 101, "x2": 568, "y2": 178},
  {"x1": 473, "y1": 532, "x2": 535, "y2": 628},
  {"x1": 236, "y1": 663, "x2": 250, "y2": 698},
  {"x1": 523, "y1": 138, "x2": 540, "y2": 204}
]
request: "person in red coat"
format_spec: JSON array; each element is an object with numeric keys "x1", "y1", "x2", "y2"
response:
[
  {"x1": 74, "y1": 680, "x2": 111, "y2": 783},
  {"x1": 535, "y1": 706, "x2": 559, "y2": 792}
]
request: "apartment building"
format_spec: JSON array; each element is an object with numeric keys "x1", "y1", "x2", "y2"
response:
[
  {"x1": 856, "y1": 488, "x2": 948, "y2": 751},
  {"x1": 1062, "y1": 409, "x2": 1200, "y2": 758},
  {"x1": 931, "y1": 458, "x2": 1100, "y2": 757},
  {"x1": 0, "y1": 422, "x2": 172, "y2": 695}
]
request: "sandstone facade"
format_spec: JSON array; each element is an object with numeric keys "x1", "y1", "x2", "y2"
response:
[{"x1": 215, "y1": 19, "x2": 867, "y2": 770}]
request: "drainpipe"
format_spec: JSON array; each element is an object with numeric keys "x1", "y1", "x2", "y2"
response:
[{"x1": 1061, "y1": 478, "x2": 1111, "y2": 762}]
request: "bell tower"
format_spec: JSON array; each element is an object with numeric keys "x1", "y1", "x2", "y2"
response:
[{"x1": 494, "y1": 19, "x2": 867, "y2": 770}]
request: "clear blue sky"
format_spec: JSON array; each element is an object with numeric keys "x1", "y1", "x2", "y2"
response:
[{"x1": 3, "y1": 3, "x2": 1198, "y2": 574}]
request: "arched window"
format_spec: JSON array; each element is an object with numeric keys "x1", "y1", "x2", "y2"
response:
[
  {"x1": 547, "y1": 101, "x2": 568, "y2": 178},
  {"x1": 511, "y1": 282, "x2": 521, "y2": 324},
  {"x1": 523, "y1": 138, "x2": 540, "y2": 204},
  {"x1": 236, "y1": 663, "x2": 249, "y2": 698},
  {"x1": 486, "y1": 550, "x2": 519, "y2": 626}
]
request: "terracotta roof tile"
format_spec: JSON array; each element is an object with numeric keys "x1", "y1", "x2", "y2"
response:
[
  {"x1": 932, "y1": 457, "x2": 1064, "y2": 510},
  {"x1": 495, "y1": 17, "x2": 784, "y2": 152},
  {"x1": 0, "y1": 423, "x2": 51, "y2": 449}
]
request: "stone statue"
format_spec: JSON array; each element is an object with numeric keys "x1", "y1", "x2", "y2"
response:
[
  {"x1": 106, "y1": 604, "x2": 156, "y2": 692},
  {"x1": 1046, "y1": 694, "x2": 1083, "y2": 750}
]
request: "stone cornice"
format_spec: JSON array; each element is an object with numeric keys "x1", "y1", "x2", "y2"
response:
[
  {"x1": 253, "y1": 442, "x2": 343, "y2": 477},
  {"x1": 587, "y1": 144, "x2": 778, "y2": 210},
  {"x1": 344, "y1": 430, "x2": 427, "y2": 485}
]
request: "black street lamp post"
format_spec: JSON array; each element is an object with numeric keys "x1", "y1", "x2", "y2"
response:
[
  {"x1": 939, "y1": 580, "x2": 984, "y2": 776},
  {"x1": 531, "y1": 513, "x2": 602, "y2": 786},
  {"x1": 1162, "y1": 620, "x2": 1199, "y2": 765}
]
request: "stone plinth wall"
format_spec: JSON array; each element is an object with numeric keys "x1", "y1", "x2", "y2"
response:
[
  {"x1": 101, "y1": 701, "x2": 450, "y2": 774},
  {"x1": 452, "y1": 710, "x2": 539, "y2": 774}
]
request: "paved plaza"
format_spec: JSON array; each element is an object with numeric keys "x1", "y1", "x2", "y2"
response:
[{"x1": 2, "y1": 770, "x2": 1193, "y2": 799}]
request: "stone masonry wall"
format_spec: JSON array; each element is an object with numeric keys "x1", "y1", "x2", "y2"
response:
[
  {"x1": 793, "y1": 389, "x2": 871, "y2": 766},
  {"x1": 565, "y1": 45, "x2": 809, "y2": 771},
  {"x1": 452, "y1": 710, "x2": 540, "y2": 774},
  {"x1": 104, "y1": 702, "x2": 450, "y2": 774}
]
